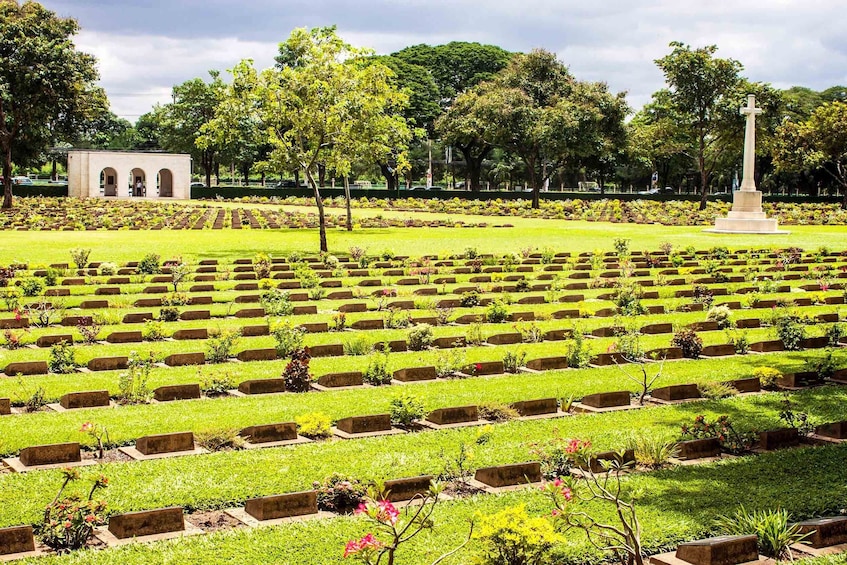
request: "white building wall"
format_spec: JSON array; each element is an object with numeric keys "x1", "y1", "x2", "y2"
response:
[{"x1": 67, "y1": 150, "x2": 191, "y2": 200}]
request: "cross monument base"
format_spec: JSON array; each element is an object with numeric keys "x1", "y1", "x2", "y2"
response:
[{"x1": 706, "y1": 190, "x2": 788, "y2": 234}]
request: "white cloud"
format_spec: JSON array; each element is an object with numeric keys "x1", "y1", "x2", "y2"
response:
[{"x1": 45, "y1": 0, "x2": 847, "y2": 121}]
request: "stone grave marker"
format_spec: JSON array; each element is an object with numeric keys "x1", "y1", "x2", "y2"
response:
[
  {"x1": 244, "y1": 491, "x2": 318, "y2": 521},
  {"x1": 59, "y1": 390, "x2": 110, "y2": 410},
  {"x1": 164, "y1": 353, "x2": 205, "y2": 367},
  {"x1": 129, "y1": 432, "x2": 198, "y2": 458},
  {"x1": 474, "y1": 462, "x2": 542, "y2": 489},
  {"x1": 237, "y1": 378, "x2": 286, "y2": 395},
  {"x1": 107, "y1": 507, "x2": 186, "y2": 539},
  {"x1": 153, "y1": 384, "x2": 201, "y2": 402},
  {"x1": 651, "y1": 384, "x2": 701, "y2": 403},
  {"x1": 334, "y1": 414, "x2": 402, "y2": 438},
  {"x1": 677, "y1": 438, "x2": 721, "y2": 460},
  {"x1": 672, "y1": 535, "x2": 759, "y2": 565},
  {"x1": 423, "y1": 405, "x2": 481, "y2": 428},
  {"x1": 13, "y1": 442, "x2": 84, "y2": 469},
  {"x1": 758, "y1": 428, "x2": 799, "y2": 450},
  {"x1": 383, "y1": 476, "x2": 434, "y2": 502},
  {"x1": 510, "y1": 398, "x2": 559, "y2": 418},
  {"x1": 393, "y1": 366, "x2": 437, "y2": 382},
  {"x1": 4, "y1": 361, "x2": 48, "y2": 376},
  {"x1": 314, "y1": 372, "x2": 364, "y2": 389},
  {"x1": 87, "y1": 356, "x2": 128, "y2": 372},
  {"x1": 0, "y1": 525, "x2": 36, "y2": 556},
  {"x1": 795, "y1": 516, "x2": 847, "y2": 549}
]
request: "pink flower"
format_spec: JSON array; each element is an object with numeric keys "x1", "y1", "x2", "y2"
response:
[
  {"x1": 376, "y1": 500, "x2": 399, "y2": 525},
  {"x1": 80, "y1": 422, "x2": 93, "y2": 433},
  {"x1": 474, "y1": 363, "x2": 482, "y2": 372},
  {"x1": 343, "y1": 533, "x2": 383, "y2": 558}
]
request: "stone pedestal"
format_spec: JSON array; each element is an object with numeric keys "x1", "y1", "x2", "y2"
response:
[{"x1": 710, "y1": 190, "x2": 785, "y2": 234}]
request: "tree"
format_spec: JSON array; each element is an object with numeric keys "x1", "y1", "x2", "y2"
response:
[
  {"x1": 655, "y1": 42, "x2": 744, "y2": 209},
  {"x1": 471, "y1": 49, "x2": 629, "y2": 208},
  {"x1": 0, "y1": 0, "x2": 99, "y2": 208},
  {"x1": 156, "y1": 73, "x2": 224, "y2": 188},
  {"x1": 227, "y1": 28, "x2": 411, "y2": 252},
  {"x1": 773, "y1": 101, "x2": 847, "y2": 208},
  {"x1": 392, "y1": 42, "x2": 512, "y2": 108},
  {"x1": 435, "y1": 87, "x2": 495, "y2": 191}
]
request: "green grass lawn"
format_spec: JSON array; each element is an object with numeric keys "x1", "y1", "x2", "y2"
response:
[
  {"x1": 1, "y1": 214, "x2": 845, "y2": 265},
  {"x1": 10, "y1": 443, "x2": 847, "y2": 565},
  {"x1": 1, "y1": 203, "x2": 846, "y2": 564}
]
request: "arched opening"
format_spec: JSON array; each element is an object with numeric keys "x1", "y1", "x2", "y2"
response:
[
  {"x1": 157, "y1": 169, "x2": 173, "y2": 197},
  {"x1": 129, "y1": 168, "x2": 146, "y2": 197},
  {"x1": 100, "y1": 167, "x2": 118, "y2": 197}
]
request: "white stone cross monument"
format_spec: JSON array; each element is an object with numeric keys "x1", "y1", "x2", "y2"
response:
[{"x1": 710, "y1": 94, "x2": 785, "y2": 233}]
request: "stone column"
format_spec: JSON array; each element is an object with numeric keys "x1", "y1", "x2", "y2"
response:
[{"x1": 709, "y1": 94, "x2": 785, "y2": 234}]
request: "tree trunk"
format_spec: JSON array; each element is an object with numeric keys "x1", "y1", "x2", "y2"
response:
[
  {"x1": 51, "y1": 159, "x2": 58, "y2": 181},
  {"x1": 305, "y1": 168, "x2": 327, "y2": 252},
  {"x1": 294, "y1": 169, "x2": 300, "y2": 188},
  {"x1": 260, "y1": 172, "x2": 265, "y2": 187},
  {"x1": 528, "y1": 159, "x2": 540, "y2": 209},
  {"x1": 456, "y1": 144, "x2": 491, "y2": 192},
  {"x1": 698, "y1": 133, "x2": 708, "y2": 210},
  {"x1": 2, "y1": 145, "x2": 12, "y2": 209},
  {"x1": 343, "y1": 176, "x2": 352, "y2": 231},
  {"x1": 379, "y1": 164, "x2": 397, "y2": 192},
  {"x1": 318, "y1": 164, "x2": 326, "y2": 188}
]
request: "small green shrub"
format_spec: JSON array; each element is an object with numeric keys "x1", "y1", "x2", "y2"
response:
[
  {"x1": 158, "y1": 306, "x2": 180, "y2": 322},
  {"x1": 313, "y1": 473, "x2": 366, "y2": 513},
  {"x1": 434, "y1": 350, "x2": 465, "y2": 378},
  {"x1": 271, "y1": 321, "x2": 306, "y2": 357},
  {"x1": 502, "y1": 350, "x2": 527, "y2": 373},
  {"x1": 343, "y1": 334, "x2": 372, "y2": 356},
  {"x1": 671, "y1": 329, "x2": 703, "y2": 359},
  {"x1": 195, "y1": 429, "x2": 245, "y2": 451},
  {"x1": 825, "y1": 323, "x2": 845, "y2": 346},
  {"x1": 753, "y1": 366, "x2": 782, "y2": 389},
  {"x1": 565, "y1": 331, "x2": 592, "y2": 368},
  {"x1": 465, "y1": 323, "x2": 484, "y2": 346},
  {"x1": 205, "y1": 328, "x2": 241, "y2": 363},
  {"x1": 707, "y1": 305, "x2": 733, "y2": 329},
  {"x1": 261, "y1": 289, "x2": 294, "y2": 316},
  {"x1": 478, "y1": 402, "x2": 519, "y2": 423},
  {"x1": 295, "y1": 412, "x2": 332, "y2": 439},
  {"x1": 389, "y1": 392, "x2": 425, "y2": 427},
  {"x1": 20, "y1": 277, "x2": 44, "y2": 297},
  {"x1": 698, "y1": 381, "x2": 739, "y2": 400},
  {"x1": 486, "y1": 299, "x2": 509, "y2": 323},
  {"x1": 362, "y1": 351, "x2": 391, "y2": 386},
  {"x1": 282, "y1": 348, "x2": 312, "y2": 393},
  {"x1": 407, "y1": 323, "x2": 433, "y2": 351},
  {"x1": 475, "y1": 505, "x2": 562, "y2": 565},
  {"x1": 142, "y1": 320, "x2": 167, "y2": 341},
  {"x1": 627, "y1": 435, "x2": 679, "y2": 469},
  {"x1": 715, "y1": 506, "x2": 810, "y2": 560},
  {"x1": 200, "y1": 374, "x2": 236, "y2": 397},
  {"x1": 48, "y1": 342, "x2": 77, "y2": 374},
  {"x1": 770, "y1": 311, "x2": 807, "y2": 350},
  {"x1": 137, "y1": 253, "x2": 161, "y2": 275},
  {"x1": 460, "y1": 291, "x2": 480, "y2": 308}
]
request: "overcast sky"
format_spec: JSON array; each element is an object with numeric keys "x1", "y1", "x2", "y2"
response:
[{"x1": 40, "y1": 0, "x2": 847, "y2": 122}]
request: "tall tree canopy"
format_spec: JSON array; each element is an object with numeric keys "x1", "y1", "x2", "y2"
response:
[
  {"x1": 464, "y1": 49, "x2": 628, "y2": 208},
  {"x1": 392, "y1": 42, "x2": 512, "y2": 108},
  {"x1": 773, "y1": 100, "x2": 847, "y2": 208},
  {"x1": 209, "y1": 27, "x2": 412, "y2": 252},
  {"x1": 655, "y1": 42, "x2": 744, "y2": 209},
  {"x1": 0, "y1": 0, "x2": 100, "y2": 208},
  {"x1": 154, "y1": 72, "x2": 225, "y2": 188}
]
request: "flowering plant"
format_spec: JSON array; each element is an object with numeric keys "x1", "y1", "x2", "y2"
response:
[
  {"x1": 80, "y1": 421, "x2": 109, "y2": 459},
  {"x1": 343, "y1": 482, "x2": 473, "y2": 565},
  {"x1": 541, "y1": 459, "x2": 645, "y2": 565},
  {"x1": 680, "y1": 415, "x2": 754, "y2": 454},
  {"x1": 39, "y1": 468, "x2": 108, "y2": 552}
]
